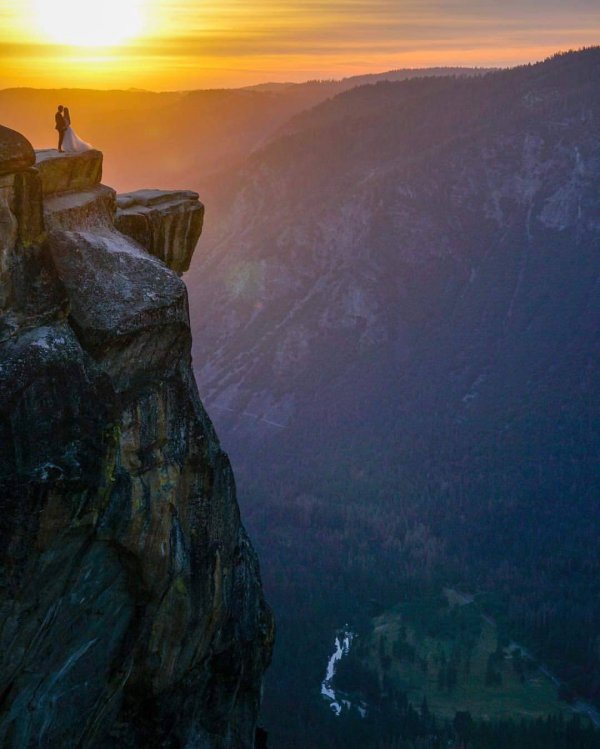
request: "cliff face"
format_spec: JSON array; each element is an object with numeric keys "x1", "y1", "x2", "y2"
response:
[{"x1": 0, "y1": 127, "x2": 273, "y2": 748}]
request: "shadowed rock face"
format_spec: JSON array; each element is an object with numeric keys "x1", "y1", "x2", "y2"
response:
[
  {"x1": 0, "y1": 133, "x2": 64, "y2": 342},
  {"x1": 0, "y1": 131, "x2": 273, "y2": 749}
]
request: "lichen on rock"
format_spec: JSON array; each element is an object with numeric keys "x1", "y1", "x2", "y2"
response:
[{"x1": 0, "y1": 128, "x2": 273, "y2": 749}]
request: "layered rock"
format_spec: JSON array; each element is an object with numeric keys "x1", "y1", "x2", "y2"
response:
[
  {"x1": 36, "y1": 148, "x2": 103, "y2": 195},
  {"x1": 0, "y1": 132, "x2": 273, "y2": 749},
  {"x1": 116, "y1": 190, "x2": 204, "y2": 274},
  {"x1": 0, "y1": 129, "x2": 64, "y2": 342}
]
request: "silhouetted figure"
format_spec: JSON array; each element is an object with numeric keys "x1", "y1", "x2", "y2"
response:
[
  {"x1": 255, "y1": 726, "x2": 268, "y2": 749},
  {"x1": 55, "y1": 105, "x2": 67, "y2": 152}
]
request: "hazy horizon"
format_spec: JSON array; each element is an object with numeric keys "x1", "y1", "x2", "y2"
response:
[
  {"x1": 1, "y1": 63, "x2": 494, "y2": 95},
  {"x1": 0, "y1": 50, "x2": 590, "y2": 95}
]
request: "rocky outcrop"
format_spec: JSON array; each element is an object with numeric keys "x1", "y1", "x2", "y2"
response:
[
  {"x1": 116, "y1": 190, "x2": 204, "y2": 274},
  {"x1": 0, "y1": 132, "x2": 273, "y2": 749},
  {"x1": 36, "y1": 148, "x2": 103, "y2": 196},
  {"x1": 49, "y1": 228, "x2": 190, "y2": 393}
]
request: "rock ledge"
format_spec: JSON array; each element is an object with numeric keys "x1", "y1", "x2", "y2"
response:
[
  {"x1": 35, "y1": 148, "x2": 103, "y2": 196},
  {"x1": 116, "y1": 189, "x2": 205, "y2": 274}
]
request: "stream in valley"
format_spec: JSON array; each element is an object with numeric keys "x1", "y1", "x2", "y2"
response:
[{"x1": 320, "y1": 630, "x2": 367, "y2": 718}]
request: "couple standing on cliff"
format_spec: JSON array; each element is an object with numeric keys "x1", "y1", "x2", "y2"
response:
[{"x1": 54, "y1": 105, "x2": 93, "y2": 153}]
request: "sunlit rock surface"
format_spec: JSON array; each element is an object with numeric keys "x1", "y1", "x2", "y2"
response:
[
  {"x1": 0, "y1": 132, "x2": 273, "y2": 749},
  {"x1": 36, "y1": 148, "x2": 103, "y2": 196},
  {"x1": 116, "y1": 189, "x2": 205, "y2": 274}
]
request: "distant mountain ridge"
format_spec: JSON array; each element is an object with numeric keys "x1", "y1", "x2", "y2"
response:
[
  {"x1": 189, "y1": 49, "x2": 600, "y2": 452},
  {"x1": 0, "y1": 66, "x2": 489, "y2": 194},
  {"x1": 242, "y1": 66, "x2": 494, "y2": 92}
]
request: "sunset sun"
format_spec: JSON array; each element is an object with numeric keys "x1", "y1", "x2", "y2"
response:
[{"x1": 34, "y1": 0, "x2": 144, "y2": 47}]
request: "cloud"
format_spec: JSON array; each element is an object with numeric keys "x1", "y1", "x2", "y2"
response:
[
  {"x1": 1, "y1": 0, "x2": 599, "y2": 88},
  {"x1": 138, "y1": 0, "x2": 600, "y2": 54}
]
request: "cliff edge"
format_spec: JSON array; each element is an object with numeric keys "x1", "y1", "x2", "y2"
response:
[{"x1": 0, "y1": 127, "x2": 273, "y2": 748}]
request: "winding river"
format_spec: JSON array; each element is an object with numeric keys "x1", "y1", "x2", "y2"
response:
[
  {"x1": 320, "y1": 612, "x2": 600, "y2": 728},
  {"x1": 320, "y1": 630, "x2": 367, "y2": 718}
]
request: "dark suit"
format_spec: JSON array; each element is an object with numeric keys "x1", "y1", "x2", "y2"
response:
[{"x1": 55, "y1": 111, "x2": 66, "y2": 151}]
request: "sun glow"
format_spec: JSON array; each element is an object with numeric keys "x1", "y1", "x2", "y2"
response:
[
  {"x1": 33, "y1": 0, "x2": 144, "y2": 47},
  {"x1": 0, "y1": 0, "x2": 596, "y2": 90}
]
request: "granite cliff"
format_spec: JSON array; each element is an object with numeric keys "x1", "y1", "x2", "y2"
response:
[{"x1": 0, "y1": 126, "x2": 273, "y2": 748}]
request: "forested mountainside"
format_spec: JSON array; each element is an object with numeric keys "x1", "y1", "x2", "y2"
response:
[
  {"x1": 0, "y1": 67, "x2": 485, "y2": 195},
  {"x1": 184, "y1": 48, "x2": 600, "y2": 747}
]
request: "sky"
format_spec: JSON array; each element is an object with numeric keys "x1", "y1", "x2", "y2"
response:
[{"x1": 1, "y1": 0, "x2": 599, "y2": 90}]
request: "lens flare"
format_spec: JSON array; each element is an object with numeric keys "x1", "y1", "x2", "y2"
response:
[{"x1": 34, "y1": 0, "x2": 144, "y2": 47}]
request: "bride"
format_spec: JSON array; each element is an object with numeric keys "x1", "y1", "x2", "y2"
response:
[{"x1": 62, "y1": 107, "x2": 94, "y2": 153}]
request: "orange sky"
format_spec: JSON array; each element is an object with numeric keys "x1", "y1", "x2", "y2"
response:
[{"x1": 1, "y1": 0, "x2": 599, "y2": 90}]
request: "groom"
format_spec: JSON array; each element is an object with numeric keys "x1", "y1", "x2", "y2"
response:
[{"x1": 55, "y1": 105, "x2": 67, "y2": 152}]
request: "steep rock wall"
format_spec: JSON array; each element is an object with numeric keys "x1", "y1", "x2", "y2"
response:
[{"x1": 0, "y1": 128, "x2": 273, "y2": 749}]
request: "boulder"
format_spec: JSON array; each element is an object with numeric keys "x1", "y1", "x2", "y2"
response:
[
  {"x1": 48, "y1": 228, "x2": 190, "y2": 393},
  {"x1": 116, "y1": 189, "x2": 204, "y2": 274},
  {"x1": 0, "y1": 126, "x2": 35, "y2": 176}
]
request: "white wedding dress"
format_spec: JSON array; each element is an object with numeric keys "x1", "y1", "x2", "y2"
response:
[{"x1": 62, "y1": 110, "x2": 94, "y2": 153}]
